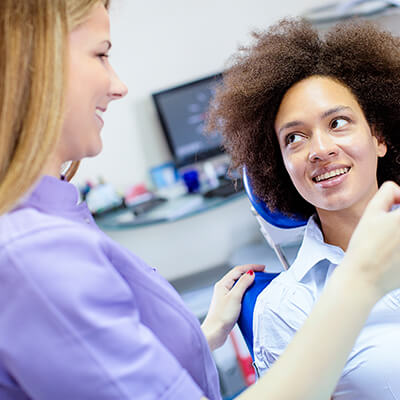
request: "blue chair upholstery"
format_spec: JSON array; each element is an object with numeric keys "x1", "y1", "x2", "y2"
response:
[
  {"x1": 237, "y1": 168, "x2": 307, "y2": 360},
  {"x1": 237, "y1": 271, "x2": 279, "y2": 360},
  {"x1": 242, "y1": 167, "x2": 307, "y2": 230}
]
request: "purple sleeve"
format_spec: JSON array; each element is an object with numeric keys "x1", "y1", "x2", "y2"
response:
[{"x1": 0, "y1": 224, "x2": 204, "y2": 400}]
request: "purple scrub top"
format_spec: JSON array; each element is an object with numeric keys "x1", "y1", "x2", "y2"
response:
[{"x1": 0, "y1": 176, "x2": 221, "y2": 400}]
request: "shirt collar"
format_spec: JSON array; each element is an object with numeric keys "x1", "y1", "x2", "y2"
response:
[
  {"x1": 291, "y1": 215, "x2": 345, "y2": 281},
  {"x1": 17, "y1": 175, "x2": 83, "y2": 212}
]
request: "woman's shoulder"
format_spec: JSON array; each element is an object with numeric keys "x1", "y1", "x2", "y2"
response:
[
  {"x1": 0, "y1": 206, "x2": 132, "y2": 312},
  {"x1": 254, "y1": 270, "x2": 316, "y2": 322},
  {"x1": 0, "y1": 206, "x2": 101, "y2": 253},
  {"x1": 253, "y1": 271, "x2": 317, "y2": 372}
]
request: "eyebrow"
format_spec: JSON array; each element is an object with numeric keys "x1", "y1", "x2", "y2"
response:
[
  {"x1": 277, "y1": 105, "x2": 353, "y2": 136},
  {"x1": 321, "y1": 105, "x2": 352, "y2": 120}
]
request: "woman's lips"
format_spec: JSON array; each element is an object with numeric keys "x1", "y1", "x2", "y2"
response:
[
  {"x1": 95, "y1": 112, "x2": 104, "y2": 126},
  {"x1": 314, "y1": 168, "x2": 350, "y2": 188}
]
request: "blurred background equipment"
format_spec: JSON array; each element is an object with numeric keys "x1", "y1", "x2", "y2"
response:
[{"x1": 152, "y1": 73, "x2": 223, "y2": 168}]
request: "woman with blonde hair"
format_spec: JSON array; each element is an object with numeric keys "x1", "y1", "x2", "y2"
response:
[{"x1": 1, "y1": 1, "x2": 400, "y2": 399}]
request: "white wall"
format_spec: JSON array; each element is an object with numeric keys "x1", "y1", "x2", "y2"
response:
[{"x1": 73, "y1": 0, "x2": 324, "y2": 191}]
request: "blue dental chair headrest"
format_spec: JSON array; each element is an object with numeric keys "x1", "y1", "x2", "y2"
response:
[{"x1": 242, "y1": 166, "x2": 307, "y2": 229}]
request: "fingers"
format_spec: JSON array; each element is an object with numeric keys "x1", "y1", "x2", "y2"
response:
[
  {"x1": 366, "y1": 181, "x2": 400, "y2": 214},
  {"x1": 228, "y1": 270, "x2": 257, "y2": 301},
  {"x1": 217, "y1": 264, "x2": 265, "y2": 291}
]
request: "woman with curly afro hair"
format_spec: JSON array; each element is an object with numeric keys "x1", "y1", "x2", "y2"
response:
[{"x1": 208, "y1": 18, "x2": 400, "y2": 399}]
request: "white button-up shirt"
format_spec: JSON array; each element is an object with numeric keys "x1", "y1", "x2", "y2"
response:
[{"x1": 254, "y1": 216, "x2": 400, "y2": 399}]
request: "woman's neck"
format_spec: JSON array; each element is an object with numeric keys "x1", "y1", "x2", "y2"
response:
[
  {"x1": 316, "y1": 210, "x2": 361, "y2": 251},
  {"x1": 317, "y1": 197, "x2": 375, "y2": 251},
  {"x1": 42, "y1": 154, "x2": 64, "y2": 178}
]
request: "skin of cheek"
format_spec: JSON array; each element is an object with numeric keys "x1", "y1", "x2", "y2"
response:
[
  {"x1": 60, "y1": 58, "x2": 110, "y2": 162},
  {"x1": 282, "y1": 133, "x2": 382, "y2": 213}
]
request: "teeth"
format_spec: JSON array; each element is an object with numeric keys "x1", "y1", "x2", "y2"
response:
[
  {"x1": 314, "y1": 167, "x2": 350, "y2": 182},
  {"x1": 95, "y1": 109, "x2": 104, "y2": 118}
]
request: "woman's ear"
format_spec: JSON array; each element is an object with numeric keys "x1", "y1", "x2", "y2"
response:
[
  {"x1": 371, "y1": 126, "x2": 387, "y2": 158},
  {"x1": 377, "y1": 141, "x2": 387, "y2": 158}
]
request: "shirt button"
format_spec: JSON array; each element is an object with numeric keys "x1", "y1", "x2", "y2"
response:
[{"x1": 84, "y1": 218, "x2": 91, "y2": 224}]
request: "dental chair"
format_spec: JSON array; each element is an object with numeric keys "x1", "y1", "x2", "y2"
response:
[{"x1": 237, "y1": 167, "x2": 307, "y2": 360}]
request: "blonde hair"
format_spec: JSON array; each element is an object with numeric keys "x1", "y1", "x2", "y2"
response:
[{"x1": 0, "y1": 0, "x2": 109, "y2": 215}]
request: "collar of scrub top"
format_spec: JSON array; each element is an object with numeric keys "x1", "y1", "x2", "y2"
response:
[
  {"x1": 242, "y1": 166, "x2": 307, "y2": 270},
  {"x1": 17, "y1": 175, "x2": 86, "y2": 215}
]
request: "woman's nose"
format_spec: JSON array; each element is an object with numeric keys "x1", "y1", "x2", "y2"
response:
[
  {"x1": 108, "y1": 67, "x2": 128, "y2": 100},
  {"x1": 308, "y1": 131, "x2": 338, "y2": 162}
]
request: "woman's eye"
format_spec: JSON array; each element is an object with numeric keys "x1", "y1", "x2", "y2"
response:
[
  {"x1": 331, "y1": 118, "x2": 348, "y2": 129},
  {"x1": 286, "y1": 133, "x2": 303, "y2": 145}
]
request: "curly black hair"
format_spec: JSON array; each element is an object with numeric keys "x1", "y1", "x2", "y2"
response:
[{"x1": 207, "y1": 18, "x2": 400, "y2": 218}]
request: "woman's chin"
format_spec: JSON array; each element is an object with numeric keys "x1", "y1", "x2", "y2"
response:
[{"x1": 84, "y1": 142, "x2": 103, "y2": 158}]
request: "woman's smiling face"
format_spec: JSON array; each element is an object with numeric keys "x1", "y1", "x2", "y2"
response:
[
  {"x1": 57, "y1": 2, "x2": 128, "y2": 164},
  {"x1": 274, "y1": 76, "x2": 387, "y2": 216}
]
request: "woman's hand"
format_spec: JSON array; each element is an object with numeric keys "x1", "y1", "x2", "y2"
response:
[
  {"x1": 201, "y1": 264, "x2": 265, "y2": 351},
  {"x1": 344, "y1": 181, "x2": 400, "y2": 300}
]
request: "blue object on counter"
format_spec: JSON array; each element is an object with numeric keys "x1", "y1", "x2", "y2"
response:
[{"x1": 182, "y1": 169, "x2": 200, "y2": 193}]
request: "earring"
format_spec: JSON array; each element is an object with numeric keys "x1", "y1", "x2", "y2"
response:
[
  {"x1": 60, "y1": 161, "x2": 80, "y2": 181},
  {"x1": 60, "y1": 161, "x2": 72, "y2": 179}
]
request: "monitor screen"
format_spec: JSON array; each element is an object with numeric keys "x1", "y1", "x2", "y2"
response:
[{"x1": 152, "y1": 73, "x2": 223, "y2": 167}]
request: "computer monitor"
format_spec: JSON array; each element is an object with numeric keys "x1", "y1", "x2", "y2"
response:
[{"x1": 152, "y1": 73, "x2": 223, "y2": 167}]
